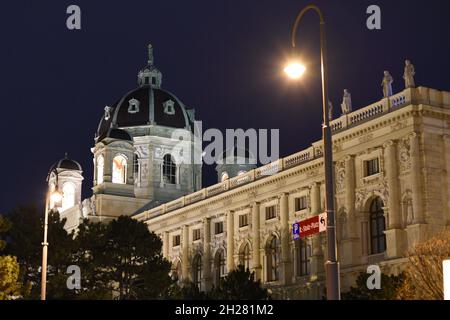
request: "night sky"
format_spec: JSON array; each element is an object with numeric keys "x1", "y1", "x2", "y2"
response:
[{"x1": 1, "y1": 0, "x2": 449, "y2": 213}]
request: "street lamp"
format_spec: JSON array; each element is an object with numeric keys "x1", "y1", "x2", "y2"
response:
[
  {"x1": 284, "y1": 4, "x2": 340, "y2": 300},
  {"x1": 41, "y1": 170, "x2": 62, "y2": 300}
]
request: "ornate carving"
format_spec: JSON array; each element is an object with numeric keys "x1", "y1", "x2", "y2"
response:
[
  {"x1": 359, "y1": 133, "x2": 374, "y2": 144},
  {"x1": 398, "y1": 137, "x2": 411, "y2": 172},
  {"x1": 335, "y1": 161, "x2": 346, "y2": 193}
]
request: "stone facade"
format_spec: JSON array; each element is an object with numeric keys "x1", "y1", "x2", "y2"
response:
[{"x1": 133, "y1": 86, "x2": 450, "y2": 299}]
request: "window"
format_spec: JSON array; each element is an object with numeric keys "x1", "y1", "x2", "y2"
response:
[
  {"x1": 163, "y1": 154, "x2": 176, "y2": 184},
  {"x1": 151, "y1": 77, "x2": 156, "y2": 85},
  {"x1": 365, "y1": 158, "x2": 380, "y2": 176},
  {"x1": 214, "y1": 249, "x2": 226, "y2": 287},
  {"x1": 193, "y1": 255, "x2": 202, "y2": 290},
  {"x1": 61, "y1": 183, "x2": 75, "y2": 211},
  {"x1": 97, "y1": 155, "x2": 104, "y2": 184},
  {"x1": 163, "y1": 100, "x2": 175, "y2": 115},
  {"x1": 296, "y1": 239, "x2": 311, "y2": 276},
  {"x1": 112, "y1": 155, "x2": 127, "y2": 184},
  {"x1": 265, "y1": 206, "x2": 276, "y2": 220},
  {"x1": 193, "y1": 229, "x2": 201, "y2": 241},
  {"x1": 239, "y1": 214, "x2": 249, "y2": 228},
  {"x1": 214, "y1": 222, "x2": 224, "y2": 235},
  {"x1": 266, "y1": 236, "x2": 280, "y2": 282},
  {"x1": 295, "y1": 196, "x2": 307, "y2": 211},
  {"x1": 239, "y1": 243, "x2": 251, "y2": 271},
  {"x1": 128, "y1": 98, "x2": 140, "y2": 113},
  {"x1": 370, "y1": 197, "x2": 386, "y2": 254},
  {"x1": 172, "y1": 235, "x2": 181, "y2": 247}
]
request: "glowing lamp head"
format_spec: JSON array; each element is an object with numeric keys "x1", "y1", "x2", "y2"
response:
[
  {"x1": 284, "y1": 62, "x2": 306, "y2": 79},
  {"x1": 50, "y1": 190, "x2": 63, "y2": 204}
]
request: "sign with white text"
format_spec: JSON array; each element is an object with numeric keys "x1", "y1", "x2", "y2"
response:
[{"x1": 293, "y1": 212, "x2": 327, "y2": 239}]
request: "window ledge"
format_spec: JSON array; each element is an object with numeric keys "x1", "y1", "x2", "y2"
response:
[{"x1": 363, "y1": 172, "x2": 383, "y2": 183}]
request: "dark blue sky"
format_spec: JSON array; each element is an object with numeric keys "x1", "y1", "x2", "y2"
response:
[{"x1": 1, "y1": 0, "x2": 449, "y2": 213}]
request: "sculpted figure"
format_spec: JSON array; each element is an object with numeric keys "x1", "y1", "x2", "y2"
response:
[
  {"x1": 381, "y1": 71, "x2": 393, "y2": 98},
  {"x1": 403, "y1": 59, "x2": 415, "y2": 88},
  {"x1": 104, "y1": 106, "x2": 111, "y2": 120},
  {"x1": 341, "y1": 89, "x2": 352, "y2": 114}
]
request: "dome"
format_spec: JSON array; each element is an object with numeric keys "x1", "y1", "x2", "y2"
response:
[
  {"x1": 97, "y1": 128, "x2": 132, "y2": 142},
  {"x1": 49, "y1": 154, "x2": 82, "y2": 172},
  {"x1": 96, "y1": 44, "x2": 194, "y2": 140}
]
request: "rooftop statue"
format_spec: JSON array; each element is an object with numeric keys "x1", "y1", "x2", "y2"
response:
[
  {"x1": 403, "y1": 59, "x2": 416, "y2": 88},
  {"x1": 341, "y1": 89, "x2": 352, "y2": 114},
  {"x1": 381, "y1": 70, "x2": 393, "y2": 98}
]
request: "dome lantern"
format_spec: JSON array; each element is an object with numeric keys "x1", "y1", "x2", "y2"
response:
[{"x1": 137, "y1": 43, "x2": 162, "y2": 88}]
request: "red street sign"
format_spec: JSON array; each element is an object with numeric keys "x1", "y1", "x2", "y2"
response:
[{"x1": 296, "y1": 212, "x2": 327, "y2": 239}]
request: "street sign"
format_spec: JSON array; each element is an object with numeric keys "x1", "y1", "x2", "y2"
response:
[
  {"x1": 293, "y1": 212, "x2": 327, "y2": 239},
  {"x1": 292, "y1": 222, "x2": 300, "y2": 240}
]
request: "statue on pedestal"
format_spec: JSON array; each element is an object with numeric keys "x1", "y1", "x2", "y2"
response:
[
  {"x1": 340, "y1": 89, "x2": 352, "y2": 114},
  {"x1": 104, "y1": 106, "x2": 111, "y2": 120},
  {"x1": 328, "y1": 101, "x2": 333, "y2": 121},
  {"x1": 403, "y1": 59, "x2": 416, "y2": 88},
  {"x1": 381, "y1": 71, "x2": 393, "y2": 98}
]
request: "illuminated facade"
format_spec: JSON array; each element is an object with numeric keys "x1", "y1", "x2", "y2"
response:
[{"x1": 47, "y1": 46, "x2": 450, "y2": 298}]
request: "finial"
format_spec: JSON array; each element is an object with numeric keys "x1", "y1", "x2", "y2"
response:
[
  {"x1": 147, "y1": 43, "x2": 154, "y2": 66},
  {"x1": 64, "y1": 152, "x2": 68, "y2": 159}
]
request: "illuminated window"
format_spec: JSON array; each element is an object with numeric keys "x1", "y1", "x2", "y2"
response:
[
  {"x1": 61, "y1": 183, "x2": 75, "y2": 211},
  {"x1": 97, "y1": 155, "x2": 104, "y2": 184},
  {"x1": 163, "y1": 154, "x2": 176, "y2": 184},
  {"x1": 112, "y1": 155, "x2": 127, "y2": 184}
]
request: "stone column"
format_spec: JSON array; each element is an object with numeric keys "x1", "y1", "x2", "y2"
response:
[
  {"x1": 410, "y1": 133, "x2": 425, "y2": 224},
  {"x1": 443, "y1": 135, "x2": 450, "y2": 225},
  {"x1": 341, "y1": 155, "x2": 361, "y2": 265},
  {"x1": 279, "y1": 192, "x2": 293, "y2": 285},
  {"x1": 226, "y1": 210, "x2": 235, "y2": 272},
  {"x1": 310, "y1": 182, "x2": 324, "y2": 275},
  {"x1": 344, "y1": 155, "x2": 357, "y2": 238},
  {"x1": 203, "y1": 218, "x2": 212, "y2": 291},
  {"x1": 383, "y1": 140, "x2": 406, "y2": 258},
  {"x1": 163, "y1": 231, "x2": 169, "y2": 259},
  {"x1": 251, "y1": 202, "x2": 262, "y2": 280},
  {"x1": 384, "y1": 140, "x2": 402, "y2": 229},
  {"x1": 181, "y1": 225, "x2": 190, "y2": 283}
]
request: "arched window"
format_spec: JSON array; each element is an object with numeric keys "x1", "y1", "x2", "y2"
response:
[
  {"x1": 112, "y1": 155, "x2": 127, "y2": 184},
  {"x1": 239, "y1": 243, "x2": 251, "y2": 271},
  {"x1": 97, "y1": 155, "x2": 104, "y2": 184},
  {"x1": 214, "y1": 249, "x2": 226, "y2": 287},
  {"x1": 61, "y1": 183, "x2": 75, "y2": 211},
  {"x1": 370, "y1": 197, "x2": 386, "y2": 254},
  {"x1": 163, "y1": 154, "x2": 176, "y2": 184},
  {"x1": 266, "y1": 236, "x2": 280, "y2": 282},
  {"x1": 193, "y1": 254, "x2": 203, "y2": 290}
]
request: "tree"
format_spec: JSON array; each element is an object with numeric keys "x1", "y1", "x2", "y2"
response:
[
  {"x1": 74, "y1": 216, "x2": 172, "y2": 299},
  {"x1": 0, "y1": 255, "x2": 21, "y2": 300},
  {"x1": 396, "y1": 230, "x2": 450, "y2": 300},
  {"x1": 0, "y1": 214, "x2": 22, "y2": 299},
  {"x1": 210, "y1": 265, "x2": 270, "y2": 300},
  {"x1": 341, "y1": 271, "x2": 405, "y2": 300},
  {"x1": 5, "y1": 205, "x2": 76, "y2": 299}
]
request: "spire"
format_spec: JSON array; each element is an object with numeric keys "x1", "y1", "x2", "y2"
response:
[
  {"x1": 137, "y1": 43, "x2": 162, "y2": 88},
  {"x1": 65, "y1": 152, "x2": 69, "y2": 159},
  {"x1": 147, "y1": 43, "x2": 154, "y2": 66}
]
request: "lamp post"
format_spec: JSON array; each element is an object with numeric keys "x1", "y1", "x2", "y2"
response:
[
  {"x1": 41, "y1": 170, "x2": 62, "y2": 300},
  {"x1": 284, "y1": 4, "x2": 340, "y2": 300}
]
